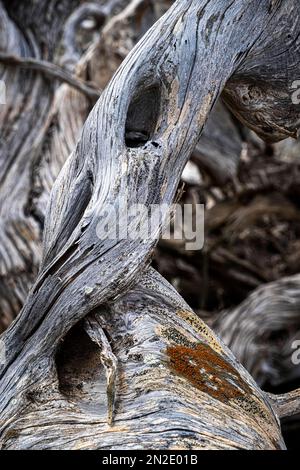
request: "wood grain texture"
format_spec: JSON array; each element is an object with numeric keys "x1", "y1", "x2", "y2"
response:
[
  {"x1": 0, "y1": 0, "x2": 81, "y2": 330},
  {"x1": 1, "y1": 0, "x2": 300, "y2": 450},
  {"x1": 0, "y1": 0, "x2": 251, "y2": 330},
  {"x1": 212, "y1": 275, "x2": 300, "y2": 389},
  {"x1": 268, "y1": 388, "x2": 300, "y2": 419},
  {"x1": 192, "y1": 100, "x2": 243, "y2": 184},
  {"x1": 0, "y1": 0, "x2": 173, "y2": 331},
  {"x1": 0, "y1": 269, "x2": 285, "y2": 449}
]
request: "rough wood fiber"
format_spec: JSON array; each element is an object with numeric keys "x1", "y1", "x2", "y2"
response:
[
  {"x1": 1, "y1": 0, "x2": 300, "y2": 450},
  {"x1": 212, "y1": 275, "x2": 300, "y2": 389},
  {"x1": 0, "y1": 0, "x2": 173, "y2": 331},
  {"x1": 0, "y1": 0, "x2": 240, "y2": 331},
  {"x1": 0, "y1": 269, "x2": 286, "y2": 449},
  {"x1": 0, "y1": 0, "x2": 81, "y2": 330}
]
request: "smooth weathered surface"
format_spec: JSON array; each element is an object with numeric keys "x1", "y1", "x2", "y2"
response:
[{"x1": 1, "y1": 0, "x2": 300, "y2": 450}]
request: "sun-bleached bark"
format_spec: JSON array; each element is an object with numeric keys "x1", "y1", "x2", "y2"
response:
[{"x1": 1, "y1": 0, "x2": 300, "y2": 450}]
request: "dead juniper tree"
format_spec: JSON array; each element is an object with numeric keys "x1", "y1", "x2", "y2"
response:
[
  {"x1": 0, "y1": 0, "x2": 300, "y2": 450},
  {"x1": 0, "y1": 0, "x2": 239, "y2": 332}
]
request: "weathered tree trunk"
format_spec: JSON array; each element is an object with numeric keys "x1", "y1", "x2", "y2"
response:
[
  {"x1": 1, "y1": 0, "x2": 300, "y2": 450},
  {"x1": 0, "y1": 268, "x2": 287, "y2": 449},
  {"x1": 0, "y1": 0, "x2": 81, "y2": 330},
  {"x1": 0, "y1": 0, "x2": 240, "y2": 332}
]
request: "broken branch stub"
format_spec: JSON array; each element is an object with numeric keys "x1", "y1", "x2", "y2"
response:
[{"x1": 1, "y1": 0, "x2": 300, "y2": 449}]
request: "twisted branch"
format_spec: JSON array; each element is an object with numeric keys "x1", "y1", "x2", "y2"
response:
[
  {"x1": 0, "y1": 53, "x2": 101, "y2": 99},
  {"x1": 1, "y1": 0, "x2": 300, "y2": 450}
]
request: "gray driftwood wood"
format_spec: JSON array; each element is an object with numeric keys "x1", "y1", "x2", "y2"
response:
[
  {"x1": 1, "y1": 0, "x2": 300, "y2": 450},
  {"x1": 0, "y1": 0, "x2": 239, "y2": 331},
  {"x1": 212, "y1": 275, "x2": 300, "y2": 391},
  {"x1": 0, "y1": 0, "x2": 174, "y2": 332}
]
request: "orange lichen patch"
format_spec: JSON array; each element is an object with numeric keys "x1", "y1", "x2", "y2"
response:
[
  {"x1": 176, "y1": 310, "x2": 223, "y2": 354},
  {"x1": 166, "y1": 342, "x2": 274, "y2": 425},
  {"x1": 166, "y1": 342, "x2": 248, "y2": 403},
  {"x1": 160, "y1": 325, "x2": 274, "y2": 426}
]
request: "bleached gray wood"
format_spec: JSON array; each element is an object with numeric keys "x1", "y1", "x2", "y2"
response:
[
  {"x1": 212, "y1": 275, "x2": 300, "y2": 389},
  {"x1": 0, "y1": 269, "x2": 286, "y2": 449},
  {"x1": 1, "y1": 0, "x2": 300, "y2": 450},
  {"x1": 0, "y1": 0, "x2": 170, "y2": 331},
  {"x1": 0, "y1": 0, "x2": 81, "y2": 331}
]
